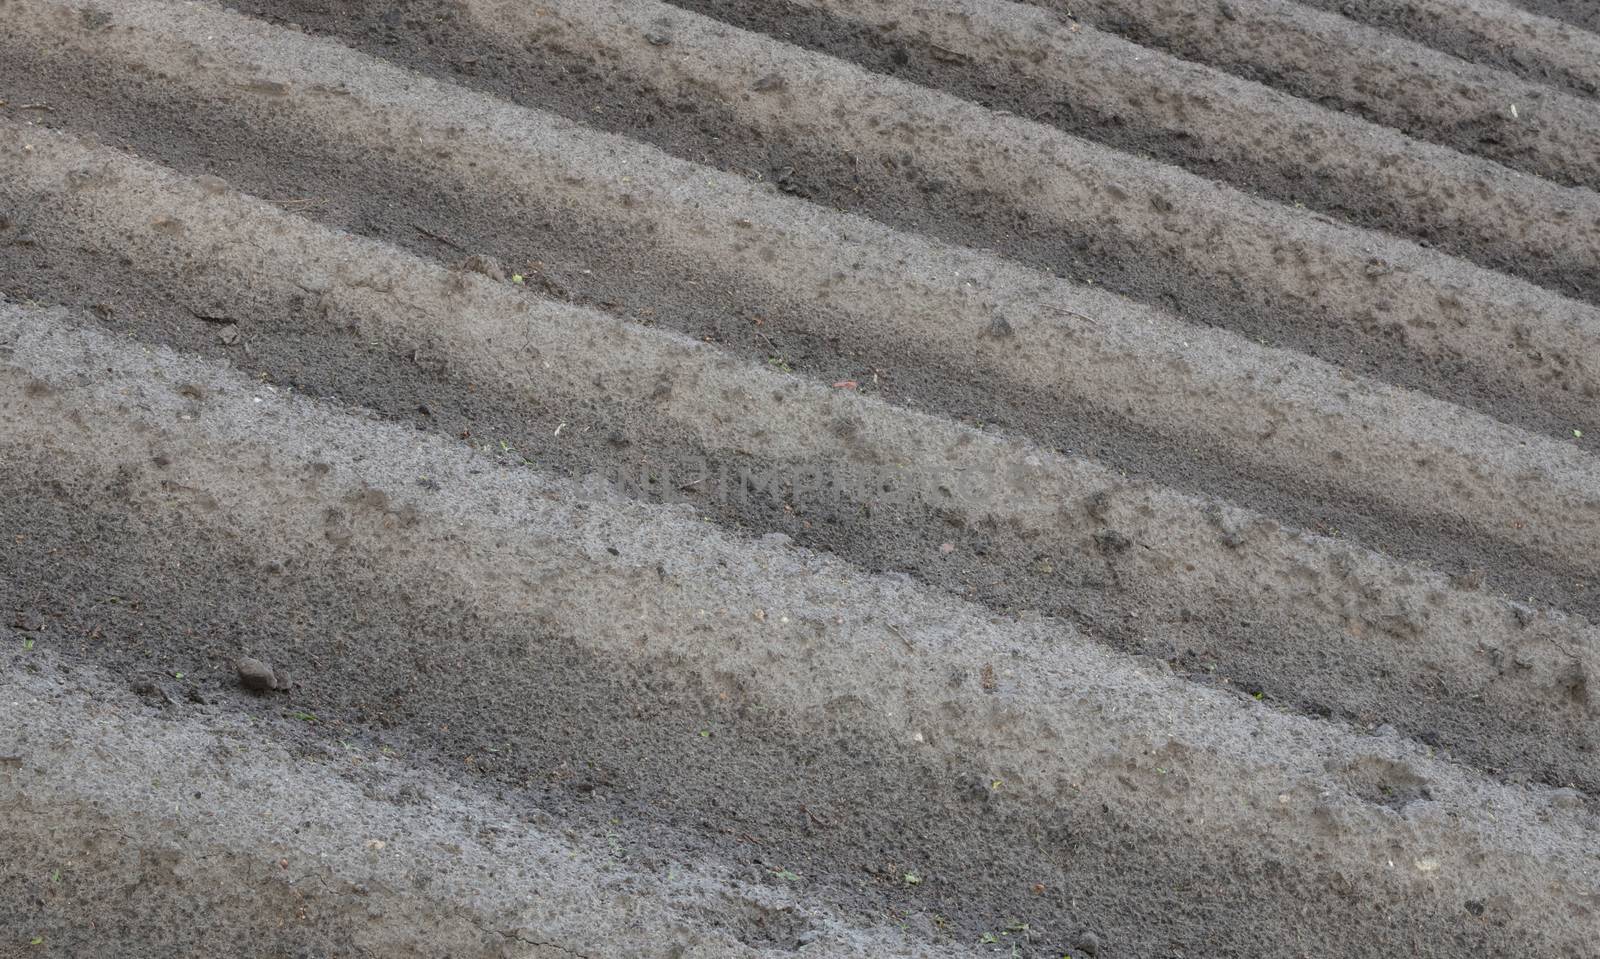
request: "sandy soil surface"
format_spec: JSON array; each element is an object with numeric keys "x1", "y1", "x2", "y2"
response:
[{"x1": 1, "y1": 0, "x2": 1597, "y2": 956}]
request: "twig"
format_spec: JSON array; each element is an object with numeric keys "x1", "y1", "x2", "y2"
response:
[
  {"x1": 752, "y1": 327, "x2": 781, "y2": 355},
  {"x1": 412, "y1": 223, "x2": 464, "y2": 251},
  {"x1": 1046, "y1": 306, "x2": 1097, "y2": 323}
]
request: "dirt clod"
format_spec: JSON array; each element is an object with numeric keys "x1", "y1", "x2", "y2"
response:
[
  {"x1": 236, "y1": 656, "x2": 279, "y2": 692},
  {"x1": 461, "y1": 253, "x2": 506, "y2": 281},
  {"x1": 980, "y1": 316, "x2": 1014, "y2": 339},
  {"x1": 1077, "y1": 930, "x2": 1101, "y2": 956}
]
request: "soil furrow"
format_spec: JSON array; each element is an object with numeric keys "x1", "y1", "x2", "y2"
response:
[
  {"x1": 4, "y1": 0, "x2": 1600, "y2": 953},
  {"x1": 4, "y1": 305, "x2": 1597, "y2": 958},
  {"x1": 1033, "y1": 0, "x2": 1600, "y2": 191},
  {"x1": 3, "y1": 126, "x2": 1596, "y2": 789},
  {"x1": 3, "y1": 3, "x2": 1597, "y2": 478},
  {"x1": 0, "y1": 655, "x2": 950, "y2": 958},
  {"x1": 177, "y1": 0, "x2": 1600, "y2": 434},
  {"x1": 661, "y1": 0, "x2": 1600, "y2": 307},
  {"x1": 1504, "y1": 0, "x2": 1600, "y2": 34},
  {"x1": 1295, "y1": 0, "x2": 1600, "y2": 101}
]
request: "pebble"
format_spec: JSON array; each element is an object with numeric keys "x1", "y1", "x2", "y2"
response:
[{"x1": 1076, "y1": 931, "x2": 1101, "y2": 956}]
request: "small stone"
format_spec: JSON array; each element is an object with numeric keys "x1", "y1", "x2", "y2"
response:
[
  {"x1": 753, "y1": 73, "x2": 787, "y2": 93},
  {"x1": 217, "y1": 324, "x2": 240, "y2": 346},
  {"x1": 644, "y1": 29, "x2": 672, "y2": 46},
  {"x1": 1076, "y1": 931, "x2": 1101, "y2": 956},
  {"x1": 237, "y1": 656, "x2": 277, "y2": 692}
]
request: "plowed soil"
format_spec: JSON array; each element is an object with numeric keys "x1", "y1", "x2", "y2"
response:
[{"x1": 2, "y1": 1, "x2": 1597, "y2": 957}]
